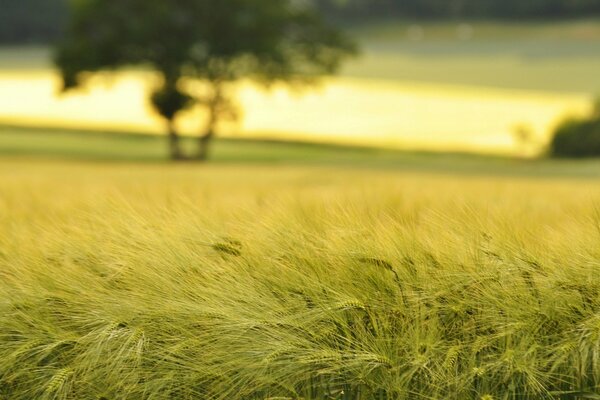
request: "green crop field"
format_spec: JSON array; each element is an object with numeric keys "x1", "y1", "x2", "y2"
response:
[{"x1": 2, "y1": 127, "x2": 600, "y2": 399}]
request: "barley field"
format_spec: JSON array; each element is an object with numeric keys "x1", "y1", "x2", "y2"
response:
[{"x1": 2, "y1": 156, "x2": 600, "y2": 399}]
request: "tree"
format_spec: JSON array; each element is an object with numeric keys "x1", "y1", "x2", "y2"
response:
[
  {"x1": 550, "y1": 98, "x2": 600, "y2": 158},
  {"x1": 55, "y1": 0, "x2": 356, "y2": 160}
]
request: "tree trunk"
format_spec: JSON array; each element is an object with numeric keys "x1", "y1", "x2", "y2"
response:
[
  {"x1": 195, "y1": 82, "x2": 221, "y2": 161},
  {"x1": 167, "y1": 119, "x2": 183, "y2": 160},
  {"x1": 196, "y1": 102, "x2": 217, "y2": 161},
  {"x1": 197, "y1": 129, "x2": 214, "y2": 161}
]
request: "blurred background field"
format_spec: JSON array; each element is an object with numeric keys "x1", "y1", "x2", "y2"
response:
[{"x1": 1, "y1": 20, "x2": 599, "y2": 157}]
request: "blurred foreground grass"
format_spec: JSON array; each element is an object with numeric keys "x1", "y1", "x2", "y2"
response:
[{"x1": 1, "y1": 156, "x2": 600, "y2": 399}]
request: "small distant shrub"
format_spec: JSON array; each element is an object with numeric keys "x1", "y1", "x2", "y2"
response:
[{"x1": 550, "y1": 100, "x2": 600, "y2": 158}]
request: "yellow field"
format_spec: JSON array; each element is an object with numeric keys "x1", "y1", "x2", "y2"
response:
[
  {"x1": 2, "y1": 160, "x2": 600, "y2": 399},
  {"x1": 0, "y1": 70, "x2": 592, "y2": 156}
]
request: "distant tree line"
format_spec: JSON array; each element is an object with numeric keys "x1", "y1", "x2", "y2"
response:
[
  {"x1": 0, "y1": 0, "x2": 68, "y2": 44},
  {"x1": 2, "y1": 0, "x2": 600, "y2": 44},
  {"x1": 315, "y1": 0, "x2": 600, "y2": 20}
]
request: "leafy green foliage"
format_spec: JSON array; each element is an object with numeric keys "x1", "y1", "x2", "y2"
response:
[
  {"x1": 551, "y1": 102, "x2": 600, "y2": 158},
  {"x1": 151, "y1": 84, "x2": 193, "y2": 121}
]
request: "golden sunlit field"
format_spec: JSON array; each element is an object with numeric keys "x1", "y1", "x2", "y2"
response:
[
  {"x1": 0, "y1": 71, "x2": 591, "y2": 155},
  {"x1": 2, "y1": 159, "x2": 600, "y2": 399}
]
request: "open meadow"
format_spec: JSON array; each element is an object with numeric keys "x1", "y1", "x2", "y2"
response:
[{"x1": 2, "y1": 137, "x2": 600, "y2": 399}]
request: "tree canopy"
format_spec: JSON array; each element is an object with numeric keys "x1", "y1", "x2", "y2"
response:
[
  {"x1": 55, "y1": 0, "x2": 356, "y2": 160},
  {"x1": 4, "y1": 0, "x2": 600, "y2": 45}
]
